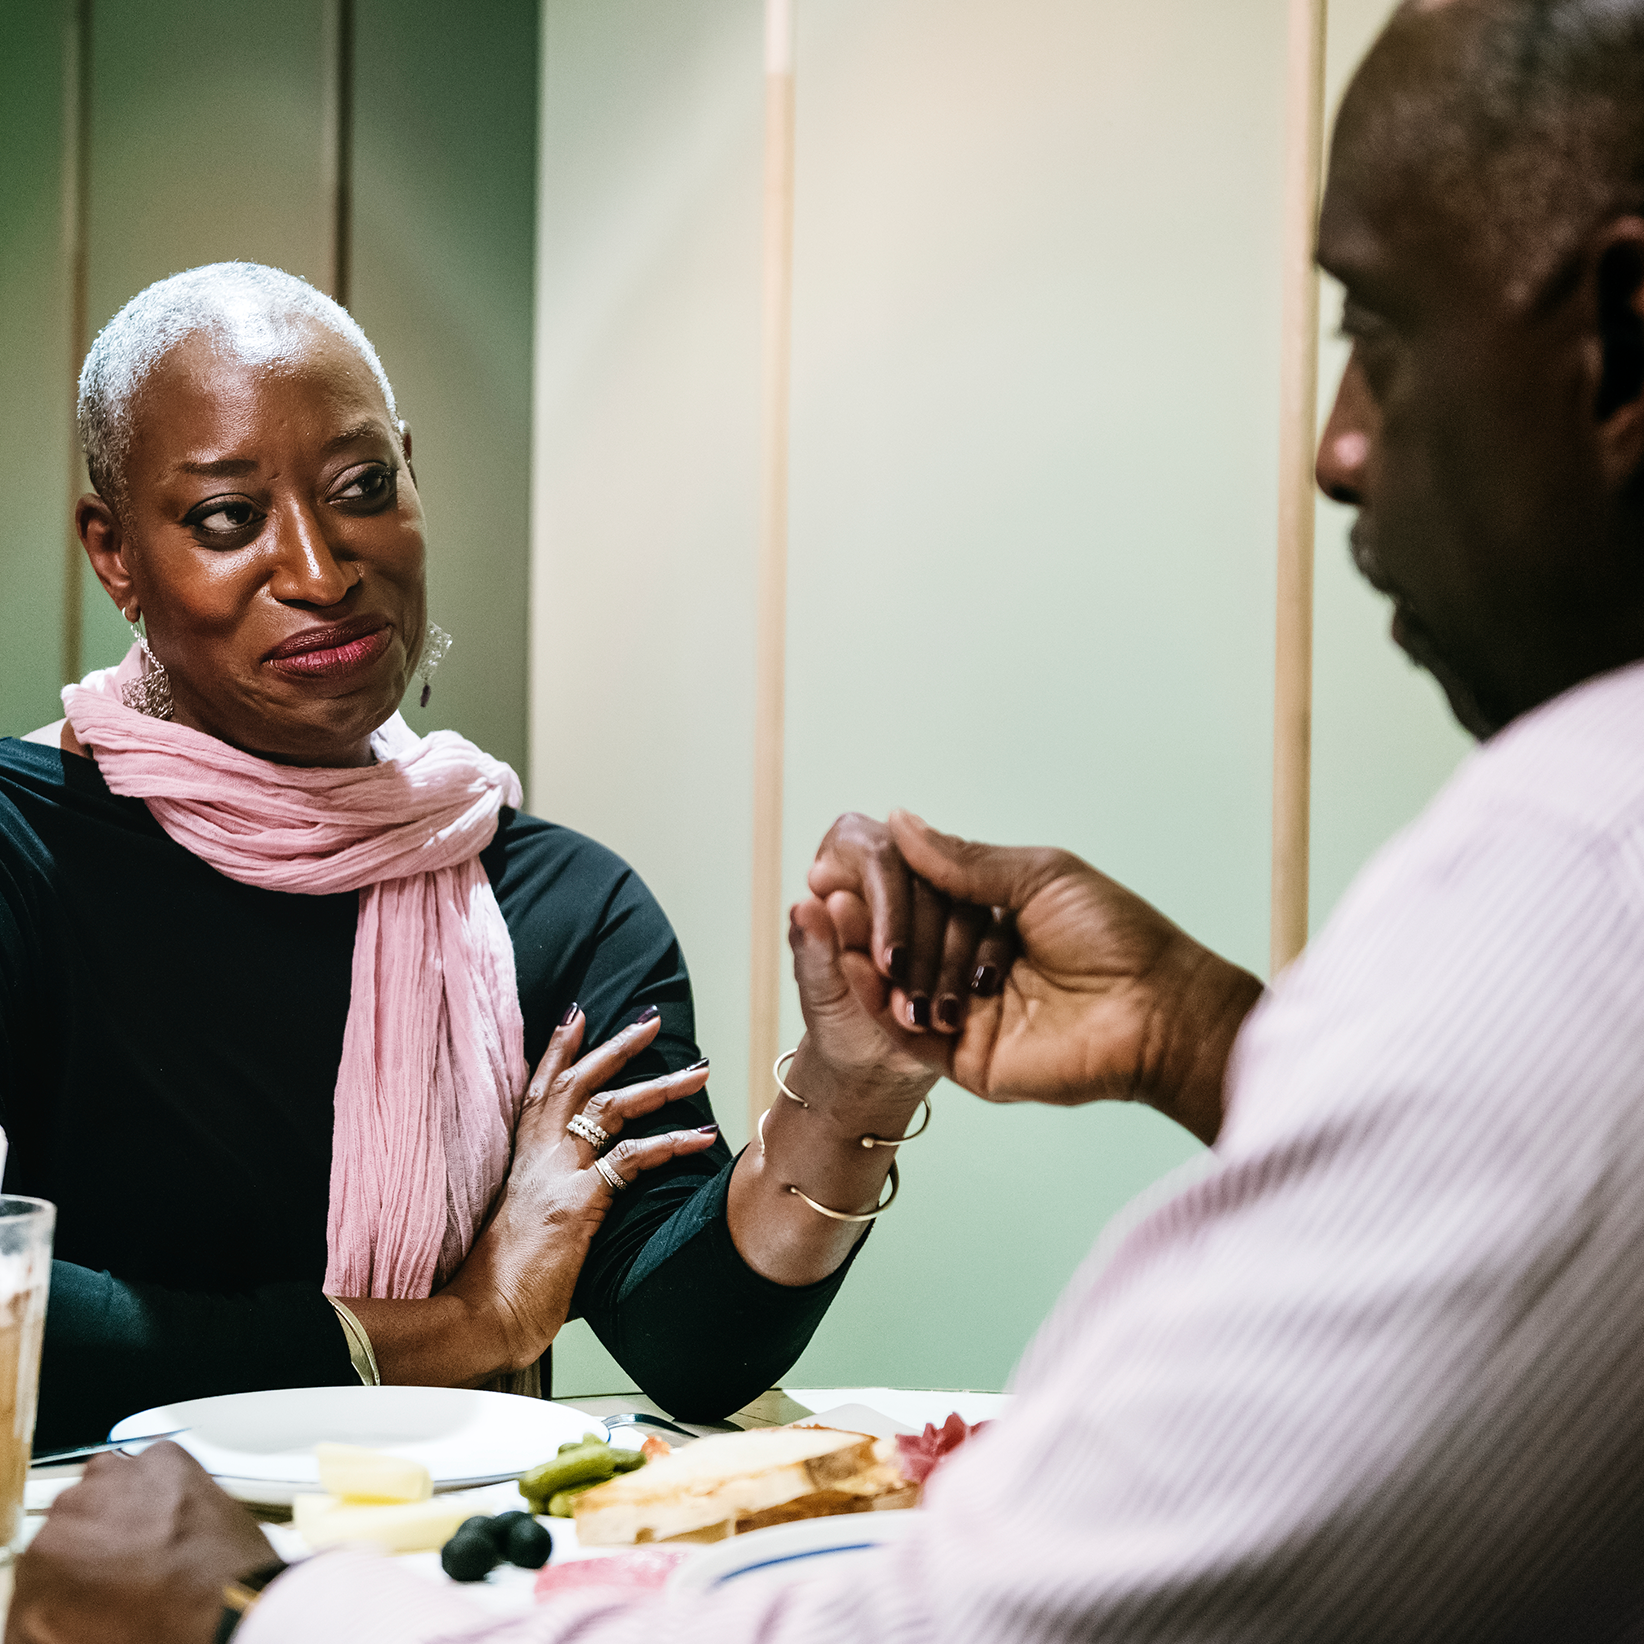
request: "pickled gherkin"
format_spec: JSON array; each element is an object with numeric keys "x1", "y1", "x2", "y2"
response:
[{"x1": 519, "y1": 1432, "x2": 647, "y2": 1515}]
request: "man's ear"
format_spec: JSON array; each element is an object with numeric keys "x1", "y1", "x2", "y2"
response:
[
  {"x1": 77, "y1": 494, "x2": 135, "y2": 618},
  {"x1": 1593, "y1": 218, "x2": 1644, "y2": 485}
]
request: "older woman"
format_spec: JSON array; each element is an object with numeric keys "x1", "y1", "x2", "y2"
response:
[{"x1": 1, "y1": 262, "x2": 935, "y2": 1448}]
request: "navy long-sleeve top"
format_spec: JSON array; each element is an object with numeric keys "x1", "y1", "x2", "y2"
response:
[{"x1": 0, "y1": 738, "x2": 855, "y2": 1448}]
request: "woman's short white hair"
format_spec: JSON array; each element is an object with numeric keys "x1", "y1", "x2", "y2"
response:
[{"x1": 77, "y1": 261, "x2": 399, "y2": 516}]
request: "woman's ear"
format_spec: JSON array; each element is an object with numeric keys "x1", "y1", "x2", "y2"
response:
[{"x1": 77, "y1": 494, "x2": 135, "y2": 618}]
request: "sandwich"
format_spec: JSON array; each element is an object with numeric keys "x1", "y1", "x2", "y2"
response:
[{"x1": 572, "y1": 1425, "x2": 919, "y2": 1546}]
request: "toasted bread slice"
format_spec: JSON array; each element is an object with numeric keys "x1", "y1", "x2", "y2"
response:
[{"x1": 573, "y1": 1426, "x2": 881, "y2": 1546}]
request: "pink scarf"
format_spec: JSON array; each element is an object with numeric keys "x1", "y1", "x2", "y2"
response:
[{"x1": 64, "y1": 646, "x2": 529, "y2": 1300}]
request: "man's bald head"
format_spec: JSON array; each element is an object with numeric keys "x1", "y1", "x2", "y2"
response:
[
  {"x1": 78, "y1": 262, "x2": 400, "y2": 520},
  {"x1": 1335, "y1": 0, "x2": 1644, "y2": 305}
]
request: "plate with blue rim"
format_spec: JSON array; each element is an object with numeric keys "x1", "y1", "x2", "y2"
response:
[{"x1": 667, "y1": 1509, "x2": 920, "y2": 1593}]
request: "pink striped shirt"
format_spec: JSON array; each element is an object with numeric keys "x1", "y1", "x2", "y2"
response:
[{"x1": 243, "y1": 660, "x2": 1644, "y2": 1643}]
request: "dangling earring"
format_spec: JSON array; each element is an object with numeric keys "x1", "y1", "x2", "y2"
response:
[
  {"x1": 121, "y1": 610, "x2": 174, "y2": 721},
  {"x1": 416, "y1": 622, "x2": 452, "y2": 708}
]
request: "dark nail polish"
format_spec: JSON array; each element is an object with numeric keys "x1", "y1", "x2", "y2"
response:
[
  {"x1": 696, "y1": 1124, "x2": 720, "y2": 1134},
  {"x1": 909, "y1": 993, "x2": 931, "y2": 1028},
  {"x1": 887, "y1": 946, "x2": 910, "y2": 984},
  {"x1": 560, "y1": 1001, "x2": 580, "y2": 1027},
  {"x1": 635, "y1": 1004, "x2": 660, "y2": 1026},
  {"x1": 971, "y1": 965, "x2": 1000, "y2": 998},
  {"x1": 685, "y1": 1057, "x2": 710, "y2": 1072},
  {"x1": 937, "y1": 995, "x2": 961, "y2": 1030}
]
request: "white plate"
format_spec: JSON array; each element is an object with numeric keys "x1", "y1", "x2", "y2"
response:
[
  {"x1": 109, "y1": 1385, "x2": 606, "y2": 1506},
  {"x1": 668, "y1": 1510, "x2": 920, "y2": 1594}
]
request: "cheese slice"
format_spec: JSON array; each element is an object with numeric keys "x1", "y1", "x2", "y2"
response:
[
  {"x1": 573, "y1": 1426, "x2": 882, "y2": 1546},
  {"x1": 314, "y1": 1442, "x2": 433, "y2": 1504},
  {"x1": 293, "y1": 1492, "x2": 471, "y2": 1554}
]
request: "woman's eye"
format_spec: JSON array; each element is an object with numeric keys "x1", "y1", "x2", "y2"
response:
[
  {"x1": 184, "y1": 499, "x2": 261, "y2": 537},
  {"x1": 332, "y1": 465, "x2": 395, "y2": 507}
]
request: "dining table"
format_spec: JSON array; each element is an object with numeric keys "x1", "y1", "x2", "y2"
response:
[{"x1": 1, "y1": 1385, "x2": 1010, "y2": 1625}]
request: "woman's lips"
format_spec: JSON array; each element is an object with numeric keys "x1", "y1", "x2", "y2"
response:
[{"x1": 265, "y1": 623, "x2": 392, "y2": 681}]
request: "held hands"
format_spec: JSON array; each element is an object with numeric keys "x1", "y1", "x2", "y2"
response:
[
  {"x1": 805, "y1": 811, "x2": 1264, "y2": 1146},
  {"x1": 5, "y1": 1443, "x2": 276, "y2": 1644}
]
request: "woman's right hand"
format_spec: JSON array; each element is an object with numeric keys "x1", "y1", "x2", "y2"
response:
[
  {"x1": 448, "y1": 1007, "x2": 719, "y2": 1373},
  {"x1": 808, "y1": 811, "x2": 1264, "y2": 1146}
]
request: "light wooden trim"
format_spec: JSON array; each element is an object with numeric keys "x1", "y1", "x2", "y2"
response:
[
  {"x1": 321, "y1": 0, "x2": 355, "y2": 307},
  {"x1": 60, "y1": 0, "x2": 91, "y2": 688},
  {"x1": 1270, "y1": 0, "x2": 1328, "y2": 976},
  {"x1": 749, "y1": 0, "x2": 796, "y2": 1138}
]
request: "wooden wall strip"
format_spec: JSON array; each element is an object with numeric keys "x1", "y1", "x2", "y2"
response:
[
  {"x1": 749, "y1": 0, "x2": 797, "y2": 1136},
  {"x1": 321, "y1": 0, "x2": 355, "y2": 307},
  {"x1": 59, "y1": 0, "x2": 91, "y2": 688},
  {"x1": 1270, "y1": 0, "x2": 1328, "y2": 975}
]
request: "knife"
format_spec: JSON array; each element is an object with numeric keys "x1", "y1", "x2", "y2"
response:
[{"x1": 30, "y1": 1428, "x2": 190, "y2": 1467}]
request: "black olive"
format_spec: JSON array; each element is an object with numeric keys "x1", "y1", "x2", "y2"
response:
[
  {"x1": 487, "y1": 1509, "x2": 534, "y2": 1550},
  {"x1": 441, "y1": 1528, "x2": 501, "y2": 1583},
  {"x1": 504, "y1": 1516, "x2": 553, "y2": 1569}
]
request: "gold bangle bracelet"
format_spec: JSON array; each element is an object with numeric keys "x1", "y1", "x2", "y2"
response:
[
  {"x1": 773, "y1": 1049, "x2": 809, "y2": 1107},
  {"x1": 327, "y1": 1296, "x2": 381, "y2": 1387},
  {"x1": 758, "y1": 1107, "x2": 901, "y2": 1222},
  {"x1": 790, "y1": 1161, "x2": 900, "y2": 1222},
  {"x1": 774, "y1": 1047, "x2": 933, "y2": 1147},
  {"x1": 860, "y1": 1097, "x2": 932, "y2": 1149}
]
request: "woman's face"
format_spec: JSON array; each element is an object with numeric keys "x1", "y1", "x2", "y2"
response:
[{"x1": 81, "y1": 320, "x2": 427, "y2": 767}]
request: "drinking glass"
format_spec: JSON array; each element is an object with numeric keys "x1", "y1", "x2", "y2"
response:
[{"x1": 0, "y1": 1198, "x2": 54, "y2": 1557}]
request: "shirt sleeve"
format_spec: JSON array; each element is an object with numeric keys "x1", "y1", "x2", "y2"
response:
[
  {"x1": 573, "y1": 1156, "x2": 867, "y2": 1421},
  {"x1": 247, "y1": 801, "x2": 1644, "y2": 1644},
  {"x1": 36, "y1": 1263, "x2": 355, "y2": 1448}
]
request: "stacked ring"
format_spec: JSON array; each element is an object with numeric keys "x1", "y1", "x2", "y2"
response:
[
  {"x1": 567, "y1": 1113, "x2": 610, "y2": 1150},
  {"x1": 593, "y1": 1154, "x2": 628, "y2": 1193}
]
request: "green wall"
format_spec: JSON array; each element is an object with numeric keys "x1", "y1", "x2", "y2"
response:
[{"x1": 0, "y1": 0, "x2": 536, "y2": 776}]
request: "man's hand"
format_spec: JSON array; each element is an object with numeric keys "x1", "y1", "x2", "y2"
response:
[
  {"x1": 6, "y1": 1442, "x2": 278, "y2": 1644},
  {"x1": 808, "y1": 811, "x2": 1264, "y2": 1145}
]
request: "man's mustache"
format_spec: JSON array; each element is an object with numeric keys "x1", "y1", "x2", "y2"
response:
[{"x1": 1348, "y1": 518, "x2": 1389, "y2": 592}]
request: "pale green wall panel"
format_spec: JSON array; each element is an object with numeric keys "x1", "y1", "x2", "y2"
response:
[
  {"x1": 353, "y1": 0, "x2": 537, "y2": 776},
  {"x1": 0, "y1": 2, "x2": 73, "y2": 735},
  {"x1": 531, "y1": 0, "x2": 765, "y2": 1144},
  {"x1": 529, "y1": 0, "x2": 763, "y2": 1400}
]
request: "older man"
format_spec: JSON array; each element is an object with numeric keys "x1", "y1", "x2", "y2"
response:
[{"x1": 14, "y1": 0, "x2": 1644, "y2": 1639}]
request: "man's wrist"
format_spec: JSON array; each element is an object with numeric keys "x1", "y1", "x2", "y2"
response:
[
  {"x1": 1145, "y1": 942, "x2": 1265, "y2": 1147},
  {"x1": 215, "y1": 1559, "x2": 289, "y2": 1643}
]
